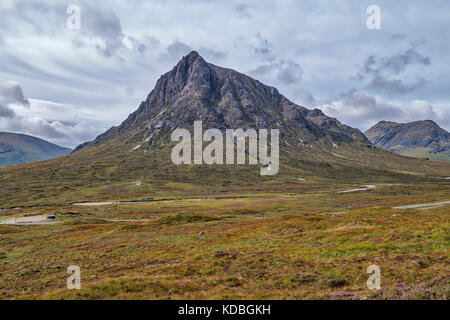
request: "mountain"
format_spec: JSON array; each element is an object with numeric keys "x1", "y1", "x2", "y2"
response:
[
  {"x1": 0, "y1": 132, "x2": 71, "y2": 167},
  {"x1": 74, "y1": 51, "x2": 369, "y2": 153},
  {"x1": 0, "y1": 52, "x2": 449, "y2": 208},
  {"x1": 365, "y1": 120, "x2": 450, "y2": 161}
]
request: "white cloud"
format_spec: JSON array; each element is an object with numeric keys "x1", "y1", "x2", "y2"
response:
[
  {"x1": 0, "y1": 81, "x2": 108, "y2": 148},
  {"x1": 317, "y1": 91, "x2": 450, "y2": 132}
]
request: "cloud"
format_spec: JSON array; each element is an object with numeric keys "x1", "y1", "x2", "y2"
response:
[
  {"x1": 165, "y1": 41, "x2": 192, "y2": 61},
  {"x1": 391, "y1": 34, "x2": 407, "y2": 41},
  {"x1": 0, "y1": 0, "x2": 449, "y2": 142},
  {"x1": 317, "y1": 90, "x2": 450, "y2": 131},
  {"x1": 0, "y1": 103, "x2": 14, "y2": 118},
  {"x1": 250, "y1": 59, "x2": 303, "y2": 86},
  {"x1": 0, "y1": 114, "x2": 102, "y2": 148},
  {"x1": 81, "y1": 4, "x2": 125, "y2": 57},
  {"x1": 0, "y1": 81, "x2": 29, "y2": 107},
  {"x1": 198, "y1": 47, "x2": 226, "y2": 61},
  {"x1": 124, "y1": 35, "x2": 160, "y2": 55},
  {"x1": 161, "y1": 40, "x2": 226, "y2": 64},
  {"x1": 0, "y1": 81, "x2": 106, "y2": 147},
  {"x1": 0, "y1": 0, "x2": 126, "y2": 58},
  {"x1": 235, "y1": 4, "x2": 252, "y2": 18},
  {"x1": 249, "y1": 34, "x2": 303, "y2": 85},
  {"x1": 356, "y1": 48, "x2": 431, "y2": 96},
  {"x1": 293, "y1": 88, "x2": 317, "y2": 107},
  {"x1": 0, "y1": 81, "x2": 29, "y2": 118},
  {"x1": 253, "y1": 33, "x2": 276, "y2": 62},
  {"x1": 368, "y1": 76, "x2": 426, "y2": 96},
  {"x1": 277, "y1": 60, "x2": 303, "y2": 85},
  {"x1": 358, "y1": 49, "x2": 430, "y2": 77}
]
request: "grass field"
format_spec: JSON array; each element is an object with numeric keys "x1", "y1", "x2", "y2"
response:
[{"x1": 0, "y1": 182, "x2": 448, "y2": 299}]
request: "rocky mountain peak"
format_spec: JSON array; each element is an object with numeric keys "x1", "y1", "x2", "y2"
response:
[{"x1": 74, "y1": 52, "x2": 370, "y2": 152}]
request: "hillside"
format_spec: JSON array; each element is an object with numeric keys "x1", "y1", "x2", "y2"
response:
[
  {"x1": 0, "y1": 132, "x2": 71, "y2": 167},
  {"x1": 0, "y1": 52, "x2": 449, "y2": 208},
  {"x1": 365, "y1": 120, "x2": 450, "y2": 161}
]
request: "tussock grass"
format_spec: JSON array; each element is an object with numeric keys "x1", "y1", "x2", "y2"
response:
[{"x1": 0, "y1": 182, "x2": 448, "y2": 299}]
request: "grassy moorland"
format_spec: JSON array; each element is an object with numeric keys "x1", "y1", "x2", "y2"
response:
[
  {"x1": 0, "y1": 182, "x2": 448, "y2": 299},
  {"x1": 0, "y1": 133, "x2": 449, "y2": 300},
  {"x1": 1, "y1": 137, "x2": 449, "y2": 208}
]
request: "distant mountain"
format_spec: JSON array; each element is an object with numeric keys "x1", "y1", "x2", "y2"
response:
[
  {"x1": 365, "y1": 120, "x2": 450, "y2": 161},
  {"x1": 0, "y1": 132, "x2": 71, "y2": 167}
]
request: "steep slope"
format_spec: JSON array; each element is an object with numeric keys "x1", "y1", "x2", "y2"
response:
[
  {"x1": 0, "y1": 132, "x2": 71, "y2": 167},
  {"x1": 366, "y1": 120, "x2": 450, "y2": 161}
]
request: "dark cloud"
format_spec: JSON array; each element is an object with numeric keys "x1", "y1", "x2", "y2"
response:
[
  {"x1": 359, "y1": 49, "x2": 430, "y2": 77},
  {"x1": 0, "y1": 81, "x2": 29, "y2": 107},
  {"x1": 293, "y1": 88, "x2": 316, "y2": 107},
  {"x1": 356, "y1": 48, "x2": 431, "y2": 96},
  {"x1": 126, "y1": 35, "x2": 160, "y2": 55},
  {"x1": 249, "y1": 64, "x2": 277, "y2": 78},
  {"x1": 368, "y1": 76, "x2": 426, "y2": 96},
  {"x1": 253, "y1": 33, "x2": 276, "y2": 62},
  {"x1": 277, "y1": 60, "x2": 303, "y2": 85},
  {"x1": 390, "y1": 34, "x2": 407, "y2": 41},
  {"x1": 249, "y1": 34, "x2": 303, "y2": 85},
  {"x1": 0, "y1": 104, "x2": 15, "y2": 118},
  {"x1": 82, "y1": 4, "x2": 124, "y2": 57},
  {"x1": 162, "y1": 40, "x2": 225, "y2": 63},
  {"x1": 166, "y1": 41, "x2": 192, "y2": 60},
  {"x1": 235, "y1": 4, "x2": 252, "y2": 18},
  {"x1": 250, "y1": 59, "x2": 303, "y2": 86},
  {"x1": 198, "y1": 47, "x2": 226, "y2": 61}
]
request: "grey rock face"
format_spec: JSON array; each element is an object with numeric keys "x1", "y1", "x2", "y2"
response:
[
  {"x1": 365, "y1": 120, "x2": 450, "y2": 159},
  {"x1": 75, "y1": 51, "x2": 369, "y2": 151}
]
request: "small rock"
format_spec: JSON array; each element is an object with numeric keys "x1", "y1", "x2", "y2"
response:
[
  {"x1": 215, "y1": 250, "x2": 228, "y2": 257},
  {"x1": 411, "y1": 260, "x2": 427, "y2": 267}
]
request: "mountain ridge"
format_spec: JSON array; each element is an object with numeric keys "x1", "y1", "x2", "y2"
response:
[
  {"x1": 0, "y1": 132, "x2": 72, "y2": 167},
  {"x1": 365, "y1": 120, "x2": 450, "y2": 161}
]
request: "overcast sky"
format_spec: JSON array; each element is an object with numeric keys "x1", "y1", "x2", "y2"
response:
[{"x1": 0, "y1": 0, "x2": 449, "y2": 148}]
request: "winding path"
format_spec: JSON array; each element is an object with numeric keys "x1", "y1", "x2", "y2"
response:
[{"x1": 393, "y1": 201, "x2": 450, "y2": 209}]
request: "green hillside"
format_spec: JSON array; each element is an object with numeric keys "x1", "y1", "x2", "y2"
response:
[{"x1": 0, "y1": 132, "x2": 71, "y2": 167}]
